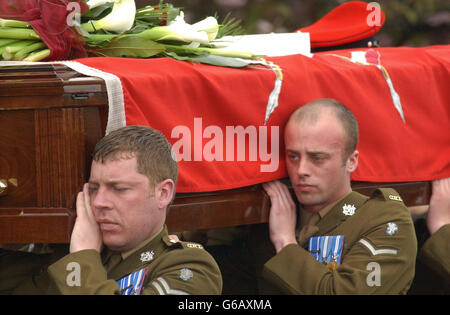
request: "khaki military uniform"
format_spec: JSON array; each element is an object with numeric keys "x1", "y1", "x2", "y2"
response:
[
  {"x1": 419, "y1": 224, "x2": 450, "y2": 282},
  {"x1": 260, "y1": 188, "x2": 417, "y2": 294},
  {"x1": 13, "y1": 226, "x2": 222, "y2": 295}
]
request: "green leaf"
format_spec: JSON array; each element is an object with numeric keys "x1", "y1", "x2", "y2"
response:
[
  {"x1": 163, "y1": 51, "x2": 196, "y2": 61},
  {"x1": 82, "y1": 3, "x2": 114, "y2": 21},
  {"x1": 84, "y1": 35, "x2": 116, "y2": 48},
  {"x1": 189, "y1": 54, "x2": 251, "y2": 68},
  {"x1": 135, "y1": 3, "x2": 181, "y2": 26},
  {"x1": 88, "y1": 36, "x2": 166, "y2": 58},
  {"x1": 162, "y1": 51, "x2": 250, "y2": 68},
  {"x1": 216, "y1": 12, "x2": 246, "y2": 39}
]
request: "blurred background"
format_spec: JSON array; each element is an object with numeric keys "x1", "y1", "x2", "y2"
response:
[{"x1": 135, "y1": 0, "x2": 449, "y2": 47}]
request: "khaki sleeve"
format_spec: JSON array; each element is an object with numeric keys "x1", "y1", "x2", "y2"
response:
[
  {"x1": 419, "y1": 224, "x2": 450, "y2": 280},
  {"x1": 143, "y1": 247, "x2": 222, "y2": 295},
  {"x1": 47, "y1": 249, "x2": 121, "y2": 294},
  {"x1": 336, "y1": 214, "x2": 417, "y2": 294},
  {"x1": 262, "y1": 204, "x2": 417, "y2": 294},
  {"x1": 47, "y1": 246, "x2": 222, "y2": 295},
  {"x1": 261, "y1": 244, "x2": 330, "y2": 294}
]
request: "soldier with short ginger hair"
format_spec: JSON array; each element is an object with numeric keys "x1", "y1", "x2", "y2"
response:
[{"x1": 10, "y1": 125, "x2": 222, "y2": 295}]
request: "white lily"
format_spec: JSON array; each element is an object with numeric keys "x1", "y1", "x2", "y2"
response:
[
  {"x1": 82, "y1": 0, "x2": 136, "y2": 33},
  {"x1": 159, "y1": 12, "x2": 210, "y2": 44},
  {"x1": 137, "y1": 12, "x2": 220, "y2": 45},
  {"x1": 86, "y1": 0, "x2": 115, "y2": 9},
  {"x1": 191, "y1": 16, "x2": 219, "y2": 42}
]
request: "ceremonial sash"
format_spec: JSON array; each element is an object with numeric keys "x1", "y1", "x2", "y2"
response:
[
  {"x1": 117, "y1": 267, "x2": 148, "y2": 295},
  {"x1": 308, "y1": 235, "x2": 344, "y2": 265}
]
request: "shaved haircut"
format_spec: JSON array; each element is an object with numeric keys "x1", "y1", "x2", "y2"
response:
[{"x1": 288, "y1": 98, "x2": 359, "y2": 160}]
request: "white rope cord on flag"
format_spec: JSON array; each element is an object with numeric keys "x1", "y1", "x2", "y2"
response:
[{"x1": 60, "y1": 61, "x2": 126, "y2": 134}]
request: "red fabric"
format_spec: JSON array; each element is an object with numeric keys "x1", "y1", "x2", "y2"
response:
[
  {"x1": 296, "y1": 1, "x2": 385, "y2": 48},
  {"x1": 0, "y1": 0, "x2": 88, "y2": 60},
  {"x1": 76, "y1": 45, "x2": 450, "y2": 193}
]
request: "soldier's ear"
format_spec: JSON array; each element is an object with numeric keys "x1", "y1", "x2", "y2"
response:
[
  {"x1": 155, "y1": 179, "x2": 175, "y2": 210},
  {"x1": 346, "y1": 150, "x2": 359, "y2": 172}
]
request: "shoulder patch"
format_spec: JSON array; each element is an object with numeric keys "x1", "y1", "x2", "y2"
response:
[
  {"x1": 179, "y1": 268, "x2": 194, "y2": 281},
  {"x1": 371, "y1": 188, "x2": 404, "y2": 203}
]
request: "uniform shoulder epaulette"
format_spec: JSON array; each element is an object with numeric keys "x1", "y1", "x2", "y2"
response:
[
  {"x1": 163, "y1": 236, "x2": 205, "y2": 250},
  {"x1": 180, "y1": 241, "x2": 204, "y2": 250},
  {"x1": 370, "y1": 188, "x2": 404, "y2": 203}
]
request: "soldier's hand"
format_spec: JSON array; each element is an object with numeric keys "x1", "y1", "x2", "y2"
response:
[
  {"x1": 427, "y1": 177, "x2": 450, "y2": 235},
  {"x1": 263, "y1": 180, "x2": 298, "y2": 253},
  {"x1": 70, "y1": 183, "x2": 103, "y2": 253}
]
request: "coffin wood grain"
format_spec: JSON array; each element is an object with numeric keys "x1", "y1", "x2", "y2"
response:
[{"x1": 166, "y1": 180, "x2": 431, "y2": 233}]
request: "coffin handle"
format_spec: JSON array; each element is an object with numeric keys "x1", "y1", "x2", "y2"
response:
[{"x1": 0, "y1": 178, "x2": 18, "y2": 196}]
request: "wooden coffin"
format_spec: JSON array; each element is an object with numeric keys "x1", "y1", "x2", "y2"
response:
[
  {"x1": 0, "y1": 63, "x2": 106, "y2": 243},
  {"x1": 0, "y1": 63, "x2": 431, "y2": 244}
]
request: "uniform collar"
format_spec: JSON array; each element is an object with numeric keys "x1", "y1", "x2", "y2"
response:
[
  {"x1": 315, "y1": 190, "x2": 369, "y2": 235},
  {"x1": 121, "y1": 226, "x2": 164, "y2": 260},
  {"x1": 106, "y1": 225, "x2": 170, "y2": 280},
  {"x1": 299, "y1": 190, "x2": 351, "y2": 229},
  {"x1": 317, "y1": 190, "x2": 353, "y2": 219}
]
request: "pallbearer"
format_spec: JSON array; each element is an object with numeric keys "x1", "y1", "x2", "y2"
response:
[
  {"x1": 260, "y1": 98, "x2": 417, "y2": 294},
  {"x1": 6, "y1": 125, "x2": 222, "y2": 295}
]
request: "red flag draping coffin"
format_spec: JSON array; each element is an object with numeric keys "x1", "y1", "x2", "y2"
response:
[{"x1": 76, "y1": 45, "x2": 450, "y2": 193}]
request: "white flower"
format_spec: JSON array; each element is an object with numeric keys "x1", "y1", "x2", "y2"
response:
[
  {"x1": 163, "y1": 12, "x2": 211, "y2": 44},
  {"x1": 86, "y1": 0, "x2": 118, "y2": 9},
  {"x1": 83, "y1": 0, "x2": 136, "y2": 33},
  {"x1": 191, "y1": 16, "x2": 219, "y2": 42}
]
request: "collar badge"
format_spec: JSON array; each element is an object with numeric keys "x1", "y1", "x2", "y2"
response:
[
  {"x1": 342, "y1": 204, "x2": 356, "y2": 216},
  {"x1": 140, "y1": 250, "x2": 155, "y2": 263}
]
